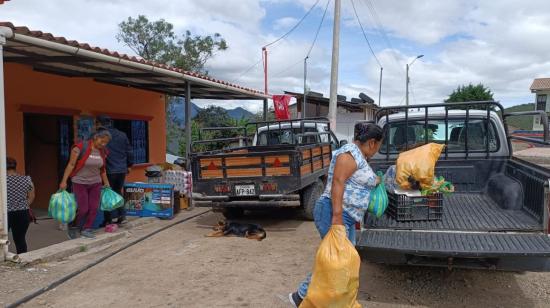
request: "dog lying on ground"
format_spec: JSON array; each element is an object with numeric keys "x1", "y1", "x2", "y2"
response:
[{"x1": 207, "y1": 221, "x2": 267, "y2": 241}]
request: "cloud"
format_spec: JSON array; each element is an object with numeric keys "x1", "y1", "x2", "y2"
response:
[
  {"x1": 3, "y1": 0, "x2": 550, "y2": 113},
  {"x1": 273, "y1": 17, "x2": 299, "y2": 30}
]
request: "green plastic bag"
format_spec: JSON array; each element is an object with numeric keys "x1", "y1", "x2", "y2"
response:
[
  {"x1": 368, "y1": 171, "x2": 389, "y2": 217},
  {"x1": 100, "y1": 187, "x2": 124, "y2": 211},
  {"x1": 48, "y1": 190, "x2": 77, "y2": 224}
]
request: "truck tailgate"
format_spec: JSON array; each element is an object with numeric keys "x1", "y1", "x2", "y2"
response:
[{"x1": 359, "y1": 230, "x2": 550, "y2": 257}]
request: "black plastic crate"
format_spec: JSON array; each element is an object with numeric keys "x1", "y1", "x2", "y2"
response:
[{"x1": 387, "y1": 191, "x2": 443, "y2": 221}]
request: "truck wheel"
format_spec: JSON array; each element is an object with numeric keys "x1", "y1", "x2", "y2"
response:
[
  {"x1": 222, "y1": 208, "x2": 245, "y2": 219},
  {"x1": 301, "y1": 180, "x2": 324, "y2": 220}
]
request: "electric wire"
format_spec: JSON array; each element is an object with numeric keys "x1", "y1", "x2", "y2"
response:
[
  {"x1": 263, "y1": 0, "x2": 322, "y2": 49},
  {"x1": 272, "y1": 0, "x2": 331, "y2": 78},
  {"x1": 232, "y1": 58, "x2": 262, "y2": 83},
  {"x1": 362, "y1": 0, "x2": 404, "y2": 72},
  {"x1": 350, "y1": 0, "x2": 382, "y2": 68},
  {"x1": 306, "y1": 0, "x2": 331, "y2": 58}
]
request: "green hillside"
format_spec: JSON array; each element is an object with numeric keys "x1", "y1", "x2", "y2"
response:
[{"x1": 504, "y1": 103, "x2": 535, "y2": 130}]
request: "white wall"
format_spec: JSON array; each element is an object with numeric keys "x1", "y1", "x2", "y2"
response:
[
  {"x1": 533, "y1": 90, "x2": 550, "y2": 130},
  {"x1": 335, "y1": 109, "x2": 364, "y2": 142}
]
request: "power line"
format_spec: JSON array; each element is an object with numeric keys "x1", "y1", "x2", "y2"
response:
[
  {"x1": 263, "y1": 0, "x2": 322, "y2": 48},
  {"x1": 362, "y1": 0, "x2": 404, "y2": 72},
  {"x1": 271, "y1": 58, "x2": 304, "y2": 77},
  {"x1": 306, "y1": 0, "x2": 331, "y2": 58},
  {"x1": 350, "y1": 0, "x2": 381, "y2": 68},
  {"x1": 272, "y1": 0, "x2": 331, "y2": 78},
  {"x1": 232, "y1": 58, "x2": 262, "y2": 83}
]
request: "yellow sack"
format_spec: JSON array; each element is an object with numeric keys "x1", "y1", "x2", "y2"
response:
[
  {"x1": 300, "y1": 225, "x2": 362, "y2": 308},
  {"x1": 395, "y1": 143, "x2": 445, "y2": 190}
]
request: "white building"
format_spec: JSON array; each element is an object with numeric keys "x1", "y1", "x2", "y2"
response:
[
  {"x1": 286, "y1": 91, "x2": 378, "y2": 143},
  {"x1": 531, "y1": 78, "x2": 550, "y2": 130}
]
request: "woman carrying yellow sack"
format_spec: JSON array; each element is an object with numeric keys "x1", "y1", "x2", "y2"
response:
[{"x1": 289, "y1": 122, "x2": 383, "y2": 307}]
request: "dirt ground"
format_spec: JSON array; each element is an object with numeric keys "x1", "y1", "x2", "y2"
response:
[{"x1": 2, "y1": 210, "x2": 550, "y2": 307}]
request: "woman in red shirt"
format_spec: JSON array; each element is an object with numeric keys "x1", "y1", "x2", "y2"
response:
[{"x1": 59, "y1": 128, "x2": 111, "y2": 239}]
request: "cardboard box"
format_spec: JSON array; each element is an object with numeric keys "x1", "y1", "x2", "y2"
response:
[
  {"x1": 180, "y1": 196, "x2": 189, "y2": 210},
  {"x1": 123, "y1": 183, "x2": 174, "y2": 218}
]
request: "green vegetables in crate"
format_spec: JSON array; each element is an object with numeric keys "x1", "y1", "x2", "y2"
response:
[{"x1": 421, "y1": 176, "x2": 455, "y2": 196}]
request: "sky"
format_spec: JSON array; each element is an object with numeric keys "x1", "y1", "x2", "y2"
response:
[{"x1": 2, "y1": 0, "x2": 550, "y2": 112}]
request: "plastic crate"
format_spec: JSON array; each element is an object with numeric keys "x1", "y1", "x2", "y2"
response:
[{"x1": 387, "y1": 191, "x2": 443, "y2": 221}]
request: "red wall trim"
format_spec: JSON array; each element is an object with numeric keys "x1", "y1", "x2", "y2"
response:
[
  {"x1": 19, "y1": 104, "x2": 81, "y2": 116},
  {"x1": 91, "y1": 111, "x2": 154, "y2": 121}
]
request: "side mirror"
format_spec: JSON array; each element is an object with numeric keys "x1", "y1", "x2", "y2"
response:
[{"x1": 339, "y1": 140, "x2": 348, "y2": 147}]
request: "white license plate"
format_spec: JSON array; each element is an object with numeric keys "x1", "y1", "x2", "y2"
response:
[{"x1": 235, "y1": 185, "x2": 256, "y2": 196}]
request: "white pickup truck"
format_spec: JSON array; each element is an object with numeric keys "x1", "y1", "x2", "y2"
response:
[{"x1": 358, "y1": 101, "x2": 550, "y2": 271}]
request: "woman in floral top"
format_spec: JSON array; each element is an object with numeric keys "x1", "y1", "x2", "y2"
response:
[{"x1": 289, "y1": 122, "x2": 383, "y2": 307}]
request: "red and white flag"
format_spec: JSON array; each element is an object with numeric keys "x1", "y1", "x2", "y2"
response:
[{"x1": 272, "y1": 95, "x2": 291, "y2": 120}]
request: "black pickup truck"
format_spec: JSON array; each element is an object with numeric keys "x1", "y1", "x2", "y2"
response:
[
  {"x1": 358, "y1": 101, "x2": 550, "y2": 271},
  {"x1": 190, "y1": 118, "x2": 344, "y2": 219}
]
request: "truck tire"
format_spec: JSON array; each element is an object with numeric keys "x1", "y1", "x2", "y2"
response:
[
  {"x1": 222, "y1": 208, "x2": 245, "y2": 219},
  {"x1": 301, "y1": 180, "x2": 324, "y2": 220}
]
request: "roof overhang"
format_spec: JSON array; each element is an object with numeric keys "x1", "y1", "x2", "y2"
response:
[{"x1": 0, "y1": 24, "x2": 268, "y2": 100}]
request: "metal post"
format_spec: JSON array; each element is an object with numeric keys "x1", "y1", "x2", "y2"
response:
[
  {"x1": 303, "y1": 57, "x2": 308, "y2": 119},
  {"x1": 263, "y1": 98, "x2": 268, "y2": 121},
  {"x1": 0, "y1": 35, "x2": 8, "y2": 261},
  {"x1": 328, "y1": 0, "x2": 341, "y2": 130},
  {"x1": 262, "y1": 47, "x2": 268, "y2": 95},
  {"x1": 185, "y1": 82, "x2": 192, "y2": 170},
  {"x1": 405, "y1": 63, "x2": 409, "y2": 106},
  {"x1": 378, "y1": 67, "x2": 383, "y2": 107}
]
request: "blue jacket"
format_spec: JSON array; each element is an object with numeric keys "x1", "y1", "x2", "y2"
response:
[{"x1": 105, "y1": 128, "x2": 134, "y2": 174}]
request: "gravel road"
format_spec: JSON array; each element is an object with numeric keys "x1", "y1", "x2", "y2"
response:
[{"x1": 3, "y1": 210, "x2": 550, "y2": 307}]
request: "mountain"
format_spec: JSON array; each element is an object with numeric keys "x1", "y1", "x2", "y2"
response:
[
  {"x1": 169, "y1": 98, "x2": 255, "y2": 126},
  {"x1": 504, "y1": 103, "x2": 535, "y2": 130},
  {"x1": 226, "y1": 107, "x2": 254, "y2": 120}
]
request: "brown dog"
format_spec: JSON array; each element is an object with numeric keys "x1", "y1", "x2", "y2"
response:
[{"x1": 207, "y1": 221, "x2": 267, "y2": 241}]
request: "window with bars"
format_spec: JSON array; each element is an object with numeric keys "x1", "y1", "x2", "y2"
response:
[{"x1": 112, "y1": 119, "x2": 149, "y2": 164}]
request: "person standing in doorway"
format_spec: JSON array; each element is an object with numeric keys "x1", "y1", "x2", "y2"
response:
[
  {"x1": 6, "y1": 157, "x2": 35, "y2": 254},
  {"x1": 96, "y1": 115, "x2": 134, "y2": 226},
  {"x1": 59, "y1": 129, "x2": 111, "y2": 239}
]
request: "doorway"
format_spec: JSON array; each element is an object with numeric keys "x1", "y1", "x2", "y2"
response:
[{"x1": 24, "y1": 113, "x2": 73, "y2": 210}]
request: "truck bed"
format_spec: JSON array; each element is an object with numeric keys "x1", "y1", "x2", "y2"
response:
[{"x1": 366, "y1": 193, "x2": 541, "y2": 232}]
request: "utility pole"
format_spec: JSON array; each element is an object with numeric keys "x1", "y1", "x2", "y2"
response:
[
  {"x1": 378, "y1": 67, "x2": 383, "y2": 107},
  {"x1": 328, "y1": 0, "x2": 341, "y2": 130},
  {"x1": 405, "y1": 63, "x2": 409, "y2": 106},
  {"x1": 303, "y1": 56, "x2": 308, "y2": 119},
  {"x1": 406, "y1": 54, "x2": 423, "y2": 106}
]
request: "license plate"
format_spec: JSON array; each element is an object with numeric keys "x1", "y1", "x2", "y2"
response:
[{"x1": 235, "y1": 185, "x2": 256, "y2": 196}]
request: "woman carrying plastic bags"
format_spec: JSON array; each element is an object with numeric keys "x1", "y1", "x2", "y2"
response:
[
  {"x1": 289, "y1": 123, "x2": 384, "y2": 308},
  {"x1": 59, "y1": 128, "x2": 111, "y2": 239}
]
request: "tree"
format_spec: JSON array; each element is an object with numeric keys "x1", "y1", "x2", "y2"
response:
[
  {"x1": 445, "y1": 83, "x2": 494, "y2": 103},
  {"x1": 117, "y1": 15, "x2": 228, "y2": 73},
  {"x1": 195, "y1": 106, "x2": 232, "y2": 128},
  {"x1": 117, "y1": 15, "x2": 229, "y2": 154}
]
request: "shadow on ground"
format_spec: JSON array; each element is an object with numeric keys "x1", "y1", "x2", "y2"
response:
[{"x1": 357, "y1": 262, "x2": 533, "y2": 307}]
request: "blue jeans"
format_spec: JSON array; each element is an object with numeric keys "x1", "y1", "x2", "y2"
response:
[{"x1": 297, "y1": 196, "x2": 358, "y2": 299}]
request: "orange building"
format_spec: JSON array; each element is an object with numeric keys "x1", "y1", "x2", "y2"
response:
[
  {"x1": 0, "y1": 23, "x2": 267, "y2": 212},
  {"x1": 4, "y1": 62, "x2": 166, "y2": 208}
]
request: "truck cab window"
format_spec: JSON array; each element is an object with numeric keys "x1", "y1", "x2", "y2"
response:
[{"x1": 381, "y1": 118, "x2": 499, "y2": 154}]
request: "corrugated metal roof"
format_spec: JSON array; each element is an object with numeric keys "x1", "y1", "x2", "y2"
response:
[
  {"x1": 0, "y1": 22, "x2": 266, "y2": 99},
  {"x1": 530, "y1": 78, "x2": 550, "y2": 91}
]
